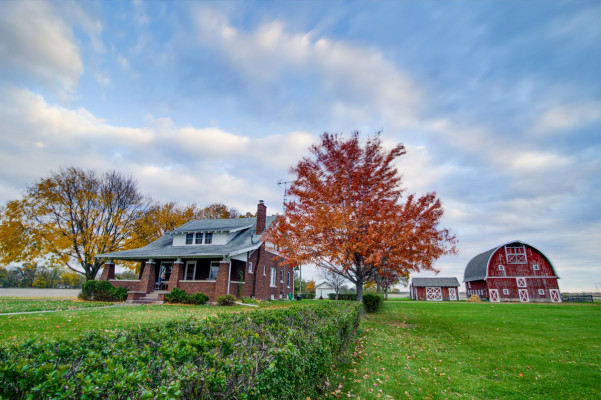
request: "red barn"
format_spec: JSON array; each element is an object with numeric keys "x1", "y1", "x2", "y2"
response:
[
  {"x1": 410, "y1": 277, "x2": 460, "y2": 301},
  {"x1": 464, "y1": 241, "x2": 561, "y2": 302}
]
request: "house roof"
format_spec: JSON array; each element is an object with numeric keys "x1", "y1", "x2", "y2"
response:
[
  {"x1": 411, "y1": 277, "x2": 460, "y2": 287},
  {"x1": 463, "y1": 240, "x2": 558, "y2": 282},
  {"x1": 96, "y1": 216, "x2": 276, "y2": 261}
]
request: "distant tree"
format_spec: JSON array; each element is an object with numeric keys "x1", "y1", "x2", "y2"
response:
[
  {"x1": 0, "y1": 167, "x2": 148, "y2": 281},
  {"x1": 304, "y1": 279, "x2": 316, "y2": 294},
  {"x1": 264, "y1": 132, "x2": 457, "y2": 304},
  {"x1": 320, "y1": 268, "x2": 346, "y2": 300}
]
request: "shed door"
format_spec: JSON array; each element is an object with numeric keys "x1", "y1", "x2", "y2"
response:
[
  {"x1": 489, "y1": 289, "x2": 500, "y2": 302},
  {"x1": 448, "y1": 288, "x2": 457, "y2": 301},
  {"x1": 518, "y1": 289, "x2": 529, "y2": 302},
  {"x1": 426, "y1": 287, "x2": 442, "y2": 301},
  {"x1": 550, "y1": 289, "x2": 561, "y2": 303}
]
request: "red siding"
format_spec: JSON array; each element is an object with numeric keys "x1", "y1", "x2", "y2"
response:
[
  {"x1": 412, "y1": 286, "x2": 459, "y2": 301},
  {"x1": 466, "y1": 280, "x2": 488, "y2": 299}
]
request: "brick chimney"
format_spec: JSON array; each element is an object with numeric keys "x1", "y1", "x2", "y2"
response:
[{"x1": 256, "y1": 200, "x2": 266, "y2": 235}]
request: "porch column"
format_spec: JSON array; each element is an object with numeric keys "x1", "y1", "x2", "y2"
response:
[
  {"x1": 139, "y1": 259, "x2": 157, "y2": 293},
  {"x1": 99, "y1": 261, "x2": 115, "y2": 281},
  {"x1": 214, "y1": 260, "x2": 231, "y2": 299},
  {"x1": 168, "y1": 259, "x2": 184, "y2": 292}
]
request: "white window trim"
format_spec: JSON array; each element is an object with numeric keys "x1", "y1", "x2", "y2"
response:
[
  {"x1": 204, "y1": 232, "x2": 213, "y2": 244},
  {"x1": 185, "y1": 233, "x2": 193, "y2": 245},
  {"x1": 533, "y1": 264, "x2": 539, "y2": 270},
  {"x1": 184, "y1": 261, "x2": 196, "y2": 281},
  {"x1": 270, "y1": 267, "x2": 276, "y2": 287},
  {"x1": 280, "y1": 269, "x2": 284, "y2": 283},
  {"x1": 263, "y1": 265, "x2": 266, "y2": 276},
  {"x1": 195, "y1": 233, "x2": 203, "y2": 245},
  {"x1": 503, "y1": 288, "x2": 509, "y2": 295},
  {"x1": 248, "y1": 261, "x2": 253, "y2": 274},
  {"x1": 498, "y1": 265, "x2": 505, "y2": 271},
  {"x1": 538, "y1": 289, "x2": 545, "y2": 295},
  {"x1": 287, "y1": 271, "x2": 291, "y2": 288}
]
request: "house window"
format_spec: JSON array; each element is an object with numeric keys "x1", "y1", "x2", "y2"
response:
[
  {"x1": 248, "y1": 262, "x2": 253, "y2": 274},
  {"x1": 538, "y1": 289, "x2": 545, "y2": 295},
  {"x1": 503, "y1": 288, "x2": 509, "y2": 295},
  {"x1": 204, "y1": 232, "x2": 213, "y2": 244},
  {"x1": 195, "y1": 233, "x2": 203, "y2": 244},
  {"x1": 270, "y1": 267, "x2": 276, "y2": 287},
  {"x1": 263, "y1": 265, "x2": 266, "y2": 276},
  {"x1": 505, "y1": 245, "x2": 527, "y2": 264},
  {"x1": 209, "y1": 261, "x2": 220, "y2": 280},
  {"x1": 186, "y1": 233, "x2": 193, "y2": 244},
  {"x1": 533, "y1": 264, "x2": 539, "y2": 270},
  {"x1": 498, "y1": 265, "x2": 505, "y2": 271},
  {"x1": 185, "y1": 261, "x2": 196, "y2": 280},
  {"x1": 280, "y1": 269, "x2": 284, "y2": 283},
  {"x1": 287, "y1": 271, "x2": 290, "y2": 287}
]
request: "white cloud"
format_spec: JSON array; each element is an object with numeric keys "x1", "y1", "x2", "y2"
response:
[
  {"x1": 534, "y1": 101, "x2": 601, "y2": 134},
  {"x1": 193, "y1": 9, "x2": 422, "y2": 129},
  {"x1": 0, "y1": 0, "x2": 83, "y2": 94}
]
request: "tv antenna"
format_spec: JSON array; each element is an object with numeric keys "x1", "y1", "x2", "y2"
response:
[{"x1": 277, "y1": 179, "x2": 293, "y2": 211}]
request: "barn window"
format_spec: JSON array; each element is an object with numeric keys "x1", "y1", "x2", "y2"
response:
[
  {"x1": 533, "y1": 264, "x2": 539, "y2": 270},
  {"x1": 505, "y1": 245, "x2": 527, "y2": 264},
  {"x1": 498, "y1": 265, "x2": 505, "y2": 271},
  {"x1": 538, "y1": 289, "x2": 545, "y2": 295},
  {"x1": 503, "y1": 288, "x2": 509, "y2": 295}
]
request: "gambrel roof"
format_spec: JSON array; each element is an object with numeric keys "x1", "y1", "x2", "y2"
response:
[
  {"x1": 464, "y1": 240, "x2": 558, "y2": 282},
  {"x1": 411, "y1": 277, "x2": 460, "y2": 287}
]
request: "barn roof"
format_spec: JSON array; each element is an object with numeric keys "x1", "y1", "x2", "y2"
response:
[
  {"x1": 464, "y1": 240, "x2": 558, "y2": 282},
  {"x1": 411, "y1": 277, "x2": 460, "y2": 287}
]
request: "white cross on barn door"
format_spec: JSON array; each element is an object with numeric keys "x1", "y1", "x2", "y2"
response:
[
  {"x1": 518, "y1": 289, "x2": 529, "y2": 302},
  {"x1": 489, "y1": 289, "x2": 500, "y2": 302},
  {"x1": 426, "y1": 287, "x2": 442, "y2": 301},
  {"x1": 516, "y1": 277, "x2": 527, "y2": 287},
  {"x1": 448, "y1": 288, "x2": 457, "y2": 301},
  {"x1": 550, "y1": 289, "x2": 561, "y2": 303}
]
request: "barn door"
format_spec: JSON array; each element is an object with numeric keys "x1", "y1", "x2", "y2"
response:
[
  {"x1": 426, "y1": 287, "x2": 442, "y2": 301},
  {"x1": 489, "y1": 289, "x2": 500, "y2": 302},
  {"x1": 518, "y1": 289, "x2": 529, "y2": 302},
  {"x1": 448, "y1": 288, "x2": 457, "y2": 301},
  {"x1": 549, "y1": 289, "x2": 561, "y2": 303}
]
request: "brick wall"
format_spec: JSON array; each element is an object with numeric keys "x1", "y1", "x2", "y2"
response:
[{"x1": 109, "y1": 280, "x2": 140, "y2": 291}]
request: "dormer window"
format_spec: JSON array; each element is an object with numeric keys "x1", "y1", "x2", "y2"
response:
[
  {"x1": 533, "y1": 264, "x2": 539, "y2": 270},
  {"x1": 186, "y1": 233, "x2": 193, "y2": 244},
  {"x1": 498, "y1": 265, "x2": 505, "y2": 271},
  {"x1": 205, "y1": 232, "x2": 213, "y2": 244},
  {"x1": 195, "y1": 233, "x2": 203, "y2": 244}
]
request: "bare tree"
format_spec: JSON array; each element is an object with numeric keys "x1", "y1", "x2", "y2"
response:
[{"x1": 319, "y1": 267, "x2": 347, "y2": 300}]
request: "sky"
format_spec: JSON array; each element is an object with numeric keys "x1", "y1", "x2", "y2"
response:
[{"x1": 0, "y1": 0, "x2": 600, "y2": 292}]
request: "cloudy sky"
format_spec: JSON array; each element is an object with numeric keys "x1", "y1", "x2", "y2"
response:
[{"x1": 1, "y1": 0, "x2": 600, "y2": 291}]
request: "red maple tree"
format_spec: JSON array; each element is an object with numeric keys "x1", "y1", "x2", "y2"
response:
[{"x1": 264, "y1": 132, "x2": 457, "y2": 303}]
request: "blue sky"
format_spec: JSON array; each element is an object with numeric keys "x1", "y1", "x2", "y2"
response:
[{"x1": 0, "y1": 0, "x2": 600, "y2": 291}]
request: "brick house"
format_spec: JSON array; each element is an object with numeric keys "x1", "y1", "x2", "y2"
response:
[{"x1": 96, "y1": 201, "x2": 294, "y2": 303}]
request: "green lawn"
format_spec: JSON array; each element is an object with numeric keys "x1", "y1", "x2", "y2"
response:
[
  {"x1": 0, "y1": 297, "x2": 113, "y2": 314},
  {"x1": 325, "y1": 301, "x2": 601, "y2": 400}
]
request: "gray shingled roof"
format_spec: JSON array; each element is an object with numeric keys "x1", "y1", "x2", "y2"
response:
[
  {"x1": 96, "y1": 216, "x2": 276, "y2": 261},
  {"x1": 411, "y1": 277, "x2": 460, "y2": 287},
  {"x1": 463, "y1": 240, "x2": 558, "y2": 282}
]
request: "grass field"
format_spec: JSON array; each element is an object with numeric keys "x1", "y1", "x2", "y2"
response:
[
  {"x1": 0, "y1": 297, "x2": 113, "y2": 314},
  {"x1": 325, "y1": 301, "x2": 601, "y2": 400}
]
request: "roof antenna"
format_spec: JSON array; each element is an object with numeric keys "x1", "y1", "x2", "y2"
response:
[{"x1": 277, "y1": 179, "x2": 292, "y2": 212}]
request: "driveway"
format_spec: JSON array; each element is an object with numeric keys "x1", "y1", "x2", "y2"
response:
[{"x1": 0, "y1": 288, "x2": 81, "y2": 297}]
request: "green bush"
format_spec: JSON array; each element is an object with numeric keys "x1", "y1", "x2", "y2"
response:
[
  {"x1": 165, "y1": 288, "x2": 208, "y2": 305},
  {"x1": 328, "y1": 293, "x2": 357, "y2": 301},
  {"x1": 216, "y1": 294, "x2": 237, "y2": 306},
  {"x1": 300, "y1": 293, "x2": 315, "y2": 299},
  {"x1": 240, "y1": 297, "x2": 259, "y2": 304},
  {"x1": 363, "y1": 293, "x2": 384, "y2": 313},
  {"x1": 0, "y1": 302, "x2": 361, "y2": 399},
  {"x1": 79, "y1": 280, "x2": 126, "y2": 302}
]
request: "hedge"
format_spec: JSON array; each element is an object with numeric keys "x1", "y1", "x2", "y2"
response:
[
  {"x1": 165, "y1": 288, "x2": 209, "y2": 305},
  {"x1": 79, "y1": 280, "x2": 127, "y2": 302},
  {"x1": 327, "y1": 293, "x2": 357, "y2": 301},
  {"x1": 0, "y1": 302, "x2": 361, "y2": 399},
  {"x1": 298, "y1": 293, "x2": 315, "y2": 300},
  {"x1": 363, "y1": 293, "x2": 384, "y2": 313}
]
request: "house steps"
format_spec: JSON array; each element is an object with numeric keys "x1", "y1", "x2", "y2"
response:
[{"x1": 129, "y1": 291, "x2": 168, "y2": 305}]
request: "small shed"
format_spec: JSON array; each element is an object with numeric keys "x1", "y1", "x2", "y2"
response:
[
  {"x1": 410, "y1": 277, "x2": 460, "y2": 301},
  {"x1": 315, "y1": 281, "x2": 336, "y2": 299}
]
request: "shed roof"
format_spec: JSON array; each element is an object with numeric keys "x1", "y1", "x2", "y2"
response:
[
  {"x1": 411, "y1": 277, "x2": 460, "y2": 287},
  {"x1": 463, "y1": 240, "x2": 558, "y2": 282}
]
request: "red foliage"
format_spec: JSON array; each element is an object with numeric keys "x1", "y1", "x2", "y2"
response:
[{"x1": 263, "y1": 132, "x2": 457, "y2": 299}]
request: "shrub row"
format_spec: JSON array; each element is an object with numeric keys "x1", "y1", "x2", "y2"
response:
[
  {"x1": 165, "y1": 288, "x2": 209, "y2": 305},
  {"x1": 0, "y1": 302, "x2": 361, "y2": 399},
  {"x1": 326, "y1": 293, "x2": 384, "y2": 313},
  {"x1": 298, "y1": 293, "x2": 315, "y2": 299},
  {"x1": 79, "y1": 280, "x2": 127, "y2": 302},
  {"x1": 327, "y1": 293, "x2": 357, "y2": 301}
]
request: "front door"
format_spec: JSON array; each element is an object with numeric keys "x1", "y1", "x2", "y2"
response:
[
  {"x1": 489, "y1": 289, "x2": 500, "y2": 302},
  {"x1": 426, "y1": 287, "x2": 442, "y2": 301},
  {"x1": 157, "y1": 262, "x2": 172, "y2": 290},
  {"x1": 448, "y1": 287, "x2": 457, "y2": 301},
  {"x1": 550, "y1": 289, "x2": 561, "y2": 303},
  {"x1": 518, "y1": 288, "x2": 529, "y2": 302}
]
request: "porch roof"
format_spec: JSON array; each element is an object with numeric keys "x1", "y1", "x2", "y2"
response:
[{"x1": 411, "y1": 277, "x2": 460, "y2": 287}]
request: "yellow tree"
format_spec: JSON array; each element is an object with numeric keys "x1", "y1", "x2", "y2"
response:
[
  {"x1": 0, "y1": 167, "x2": 148, "y2": 280},
  {"x1": 264, "y1": 132, "x2": 457, "y2": 303}
]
